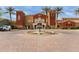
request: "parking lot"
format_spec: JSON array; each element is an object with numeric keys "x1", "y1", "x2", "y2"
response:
[{"x1": 0, "y1": 29, "x2": 79, "y2": 51}]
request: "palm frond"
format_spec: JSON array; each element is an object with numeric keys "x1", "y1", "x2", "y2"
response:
[
  {"x1": 5, "y1": 7, "x2": 16, "y2": 21},
  {"x1": 4, "y1": 12, "x2": 9, "y2": 13},
  {"x1": 74, "y1": 8, "x2": 79, "y2": 15},
  {"x1": 42, "y1": 7, "x2": 51, "y2": 15}
]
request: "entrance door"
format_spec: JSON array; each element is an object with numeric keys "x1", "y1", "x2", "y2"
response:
[{"x1": 33, "y1": 17, "x2": 46, "y2": 29}]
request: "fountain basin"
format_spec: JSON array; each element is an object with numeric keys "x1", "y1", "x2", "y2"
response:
[{"x1": 27, "y1": 29, "x2": 56, "y2": 35}]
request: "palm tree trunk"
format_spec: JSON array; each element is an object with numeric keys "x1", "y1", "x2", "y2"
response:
[
  {"x1": 10, "y1": 13, "x2": 12, "y2": 21},
  {"x1": 55, "y1": 13, "x2": 58, "y2": 29},
  {"x1": 9, "y1": 13, "x2": 12, "y2": 25},
  {"x1": 46, "y1": 11, "x2": 48, "y2": 15},
  {"x1": 57, "y1": 13, "x2": 59, "y2": 28}
]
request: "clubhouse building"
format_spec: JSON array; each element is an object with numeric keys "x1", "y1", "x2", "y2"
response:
[{"x1": 16, "y1": 10, "x2": 79, "y2": 29}]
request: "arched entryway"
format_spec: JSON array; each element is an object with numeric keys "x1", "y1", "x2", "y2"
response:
[{"x1": 33, "y1": 13, "x2": 47, "y2": 29}]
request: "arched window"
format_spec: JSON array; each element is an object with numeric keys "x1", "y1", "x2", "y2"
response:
[
  {"x1": 34, "y1": 17, "x2": 45, "y2": 23},
  {"x1": 18, "y1": 15, "x2": 20, "y2": 20}
]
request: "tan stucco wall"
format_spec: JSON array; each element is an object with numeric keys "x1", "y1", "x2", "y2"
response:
[{"x1": 25, "y1": 15, "x2": 33, "y2": 25}]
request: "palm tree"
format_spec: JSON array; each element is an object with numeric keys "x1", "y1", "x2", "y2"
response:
[
  {"x1": 54, "y1": 7, "x2": 63, "y2": 28},
  {"x1": 42, "y1": 6, "x2": 51, "y2": 15},
  {"x1": 74, "y1": 8, "x2": 79, "y2": 16},
  {"x1": 0, "y1": 8, "x2": 3, "y2": 18},
  {"x1": 5, "y1": 7, "x2": 15, "y2": 21}
]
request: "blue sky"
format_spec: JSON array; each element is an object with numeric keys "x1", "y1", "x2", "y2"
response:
[{"x1": 1, "y1": 6, "x2": 79, "y2": 20}]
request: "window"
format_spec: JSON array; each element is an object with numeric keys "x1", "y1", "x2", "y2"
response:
[
  {"x1": 68, "y1": 21, "x2": 71, "y2": 24},
  {"x1": 18, "y1": 15, "x2": 20, "y2": 20},
  {"x1": 34, "y1": 17, "x2": 45, "y2": 23}
]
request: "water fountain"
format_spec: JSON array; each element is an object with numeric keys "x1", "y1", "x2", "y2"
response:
[{"x1": 27, "y1": 24, "x2": 56, "y2": 35}]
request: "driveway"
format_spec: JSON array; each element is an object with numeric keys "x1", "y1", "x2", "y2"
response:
[{"x1": 0, "y1": 29, "x2": 79, "y2": 52}]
